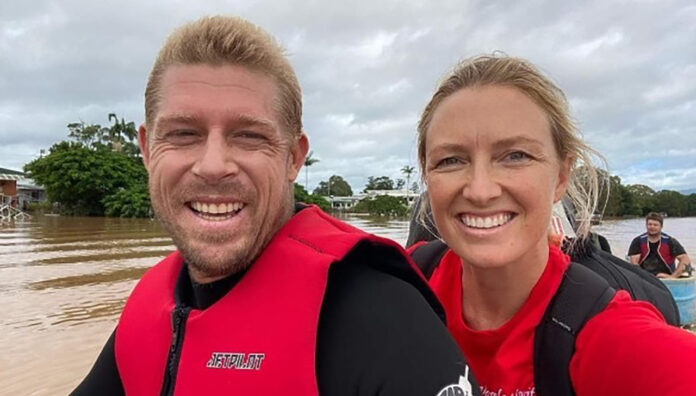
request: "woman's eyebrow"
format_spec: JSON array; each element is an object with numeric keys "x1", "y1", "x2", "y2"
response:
[
  {"x1": 491, "y1": 136, "x2": 544, "y2": 150},
  {"x1": 428, "y1": 142, "x2": 468, "y2": 157}
]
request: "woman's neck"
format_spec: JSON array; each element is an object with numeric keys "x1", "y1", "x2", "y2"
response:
[{"x1": 459, "y1": 243, "x2": 549, "y2": 331}]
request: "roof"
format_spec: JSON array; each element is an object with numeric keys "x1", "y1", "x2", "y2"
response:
[
  {"x1": 0, "y1": 167, "x2": 24, "y2": 176},
  {"x1": 0, "y1": 174, "x2": 23, "y2": 181},
  {"x1": 0, "y1": 167, "x2": 25, "y2": 181}
]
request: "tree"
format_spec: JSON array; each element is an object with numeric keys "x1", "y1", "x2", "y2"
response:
[
  {"x1": 313, "y1": 175, "x2": 353, "y2": 196},
  {"x1": 395, "y1": 178, "x2": 405, "y2": 190},
  {"x1": 410, "y1": 182, "x2": 419, "y2": 193},
  {"x1": 24, "y1": 114, "x2": 150, "y2": 217},
  {"x1": 294, "y1": 183, "x2": 329, "y2": 211},
  {"x1": 653, "y1": 190, "x2": 688, "y2": 217},
  {"x1": 601, "y1": 175, "x2": 625, "y2": 217},
  {"x1": 352, "y1": 195, "x2": 408, "y2": 216},
  {"x1": 107, "y1": 113, "x2": 140, "y2": 157},
  {"x1": 626, "y1": 184, "x2": 656, "y2": 215},
  {"x1": 363, "y1": 176, "x2": 395, "y2": 192},
  {"x1": 24, "y1": 141, "x2": 148, "y2": 216},
  {"x1": 67, "y1": 121, "x2": 107, "y2": 149},
  {"x1": 401, "y1": 165, "x2": 415, "y2": 195},
  {"x1": 103, "y1": 183, "x2": 151, "y2": 218},
  {"x1": 66, "y1": 113, "x2": 140, "y2": 157},
  {"x1": 687, "y1": 194, "x2": 696, "y2": 217},
  {"x1": 303, "y1": 151, "x2": 320, "y2": 190}
]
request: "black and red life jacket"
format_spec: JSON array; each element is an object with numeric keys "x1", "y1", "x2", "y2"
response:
[
  {"x1": 637, "y1": 233, "x2": 676, "y2": 273},
  {"x1": 115, "y1": 205, "x2": 440, "y2": 395}
]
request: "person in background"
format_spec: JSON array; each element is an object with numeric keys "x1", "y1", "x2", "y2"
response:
[
  {"x1": 628, "y1": 212, "x2": 692, "y2": 278},
  {"x1": 411, "y1": 54, "x2": 696, "y2": 395},
  {"x1": 71, "y1": 16, "x2": 479, "y2": 396}
]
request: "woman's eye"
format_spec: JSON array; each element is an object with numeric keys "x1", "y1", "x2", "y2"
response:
[{"x1": 505, "y1": 151, "x2": 531, "y2": 162}]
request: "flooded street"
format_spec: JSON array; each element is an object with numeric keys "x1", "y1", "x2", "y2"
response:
[
  {"x1": 0, "y1": 216, "x2": 174, "y2": 395},
  {"x1": 1, "y1": 213, "x2": 693, "y2": 394}
]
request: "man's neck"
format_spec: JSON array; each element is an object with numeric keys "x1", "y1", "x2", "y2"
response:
[{"x1": 647, "y1": 233, "x2": 661, "y2": 243}]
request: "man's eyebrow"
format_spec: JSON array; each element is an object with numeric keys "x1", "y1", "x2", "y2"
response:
[
  {"x1": 155, "y1": 114, "x2": 200, "y2": 127},
  {"x1": 225, "y1": 114, "x2": 276, "y2": 130},
  {"x1": 155, "y1": 113, "x2": 276, "y2": 130}
]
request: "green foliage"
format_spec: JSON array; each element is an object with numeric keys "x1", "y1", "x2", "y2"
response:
[
  {"x1": 294, "y1": 183, "x2": 330, "y2": 211},
  {"x1": 24, "y1": 200, "x2": 54, "y2": 214},
  {"x1": 313, "y1": 175, "x2": 353, "y2": 196},
  {"x1": 626, "y1": 184, "x2": 656, "y2": 215},
  {"x1": 653, "y1": 190, "x2": 688, "y2": 217},
  {"x1": 364, "y1": 175, "x2": 395, "y2": 192},
  {"x1": 303, "y1": 151, "x2": 320, "y2": 189},
  {"x1": 600, "y1": 181, "x2": 695, "y2": 218},
  {"x1": 352, "y1": 195, "x2": 408, "y2": 216},
  {"x1": 24, "y1": 114, "x2": 149, "y2": 217},
  {"x1": 103, "y1": 184, "x2": 152, "y2": 218},
  {"x1": 67, "y1": 113, "x2": 140, "y2": 156}
]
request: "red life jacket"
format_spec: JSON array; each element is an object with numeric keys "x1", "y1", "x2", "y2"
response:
[
  {"x1": 115, "y1": 205, "x2": 431, "y2": 395},
  {"x1": 638, "y1": 233, "x2": 676, "y2": 273}
]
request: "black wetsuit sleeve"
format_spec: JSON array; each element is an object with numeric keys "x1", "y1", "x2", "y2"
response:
[
  {"x1": 317, "y1": 247, "x2": 480, "y2": 396},
  {"x1": 70, "y1": 329, "x2": 125, "y2": 396},
  {"x1": 628, "y1": 237, "x2": 641, "y2": 256}
]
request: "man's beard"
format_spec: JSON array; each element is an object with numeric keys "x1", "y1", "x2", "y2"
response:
[
  {"x1": 150, "y1": 180, "x2": 295, "y2": 281},
  {"x1": 168, "y1": 229, "x2": 253, "y2": 279}
]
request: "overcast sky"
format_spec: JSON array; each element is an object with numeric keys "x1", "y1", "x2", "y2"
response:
[{"x1": 2, "y1": 0, "x2": 695, "y2": 193}]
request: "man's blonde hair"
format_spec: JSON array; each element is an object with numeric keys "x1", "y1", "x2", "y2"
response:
[
  {"x1": 144, "y1": 16, "x2": 302, "y2": 137},
  {"x1": 417, "y1": 54, "x2": 606, "y2": 239}
]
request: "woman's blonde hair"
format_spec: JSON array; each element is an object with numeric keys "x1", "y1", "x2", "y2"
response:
[{"x1": 416, "y1": 54, "x2": 606, "y2": 239}]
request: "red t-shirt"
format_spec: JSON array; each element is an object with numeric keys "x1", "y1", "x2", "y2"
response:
[{"x1": 421, "y1": 244, "x2": 696, "y2": 395}]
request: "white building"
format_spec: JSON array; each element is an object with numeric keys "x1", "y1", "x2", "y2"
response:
[{"x1": 321, "y1": 189, "x2": 418, "y2": 211}]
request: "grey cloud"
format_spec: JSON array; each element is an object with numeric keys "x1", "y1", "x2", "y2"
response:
[{"x1": 1, "y1": 0, "x2": 694, "y2": 194}]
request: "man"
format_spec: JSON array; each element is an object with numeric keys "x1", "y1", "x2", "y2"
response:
[
  {"x1": 628, "y1": 212, "x2": 692, "y2": 278},
  {"x1": 72, "y1": 16, "x2": 479, "y2": 396}
]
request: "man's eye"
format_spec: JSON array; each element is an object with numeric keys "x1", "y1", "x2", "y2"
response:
[
  {"x1": 164, "y1": 130, "x2": 200, "y2": 144},
  {"x1": 436, "y1": 157, "x2": 461, "y2": 168},
  {"x1": 237, "y1": 131, "x2": 265, "y2": 140}
]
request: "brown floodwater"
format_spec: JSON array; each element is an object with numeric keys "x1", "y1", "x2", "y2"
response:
[
  {"x1": 0, "y1": 215, "x2": 174, "y2": 395},
  {"x1": 1, "y1": 213, "x2": 693, "y2": 394},
  {"x1": 0, "y1": 213, "x2": 410, "y2": 395}
]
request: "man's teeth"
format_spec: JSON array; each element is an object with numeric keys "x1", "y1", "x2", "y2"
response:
[
  {"x1": 461, "y1": 213, "x2": 512, "y2": 229},
  {"x1": 191, "y1": 201, "x2": 244, "y2": 217}
]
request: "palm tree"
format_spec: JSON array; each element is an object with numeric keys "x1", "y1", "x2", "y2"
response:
[
  {"x1": 304, "y1": 151, "x2": 320, "y2": 190},
  {"x1": 401, "y1": 165, "x2": 415, "y2": 199}
]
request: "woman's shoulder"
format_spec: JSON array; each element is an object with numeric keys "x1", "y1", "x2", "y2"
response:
[
  {"x1": 570, "y1": 290, "x2": 696, "y2": 394},
  {"x1": 580, "y1": 290, "x2": 694, "y2": 345}
]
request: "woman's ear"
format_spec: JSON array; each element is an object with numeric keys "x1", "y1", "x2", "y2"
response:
[{"x1": 554, "y1": 156, "x2": 573, "y2": 202}]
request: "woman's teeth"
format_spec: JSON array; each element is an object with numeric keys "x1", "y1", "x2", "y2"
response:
[{"x1": 461, "y1": 213, "x2": 512, "y2": 229}]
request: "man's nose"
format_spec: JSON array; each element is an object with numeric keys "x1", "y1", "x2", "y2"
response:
[
  {"x1": 191, "y1": 134, "x2": 239, "y2": 183},
  {"x1": 461, "y1": 162, "x2": 502, "y2": 205}
]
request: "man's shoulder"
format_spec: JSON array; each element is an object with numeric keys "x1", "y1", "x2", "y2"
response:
[
  {"x1": 634, "y1": 232, "x2": 648, "y2": 240},
  {"x1": 660, "y1": 232, "x2": 676, "y2": 242}
]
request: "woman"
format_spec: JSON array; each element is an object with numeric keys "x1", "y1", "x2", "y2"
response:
[{"x1": 411, "y1": 55, "x2": 696, "y2": 395}]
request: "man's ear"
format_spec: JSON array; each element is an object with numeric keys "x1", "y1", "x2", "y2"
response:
[
  {"x1": 288, "y1": 133, "x2": 309, "y2": 182},
  {"x1": 554, "y1": 155, "x2": 573, "y2": 202},
  {"x1": 138, "y1": 124, "x2": 151, "y2": 169}
]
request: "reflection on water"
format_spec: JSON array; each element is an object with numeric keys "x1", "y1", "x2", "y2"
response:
[
  {"x1": 1, "y1": 213, "x2": 693, "y2": 394},
  {"x1": 0, "y1": 215, "x2": 174, "y2": 395}
]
